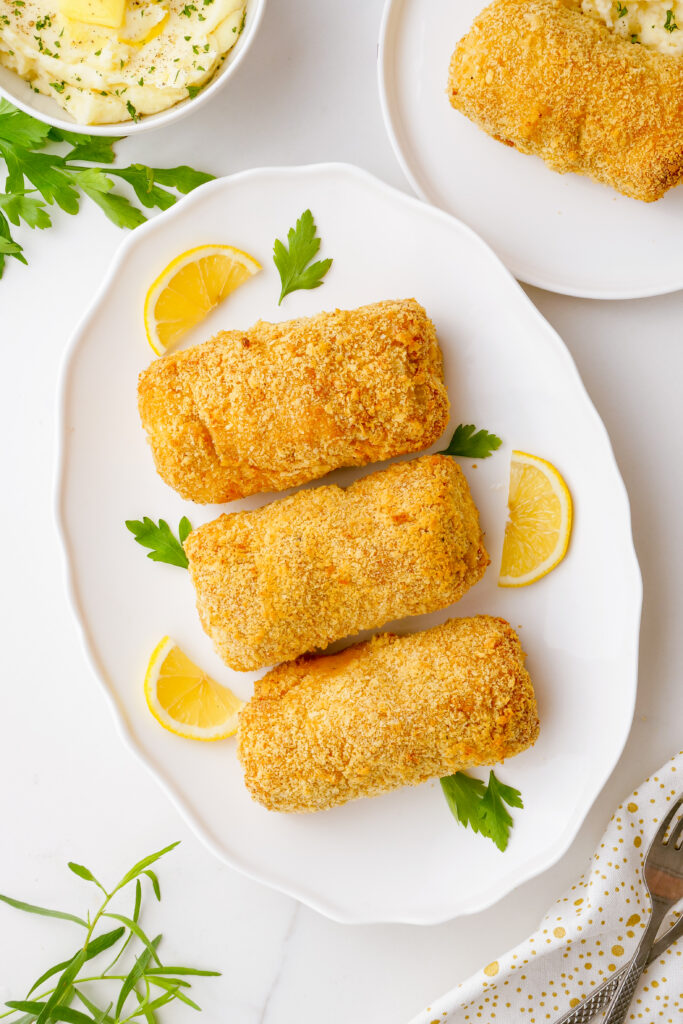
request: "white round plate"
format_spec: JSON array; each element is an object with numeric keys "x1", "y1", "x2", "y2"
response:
[
  {"x1": 378, "y1": 0, "x2": 683, "y2": 299},
  {"x1": 57, "y1": 164, "x2": 641, "y2": 924},
  {"x1": 0, "y1": 0, "x2": 266, "y2": 136}
]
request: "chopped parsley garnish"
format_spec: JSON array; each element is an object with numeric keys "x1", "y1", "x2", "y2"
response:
[
  {"x1": 50, "y1": 81, "x2": 66, "y2": 93},
  {"x1": 126, "y1": 100, "x2": 140, "y2": 122},
  {"x1": 665, "y1": 9, "x2": 679, "y2": 32},
  {"x1": 187, "y1": 84, "x2": 201, "y2": 99},
  {"x1": 616, "y1": 2, "x2": 627, "y2": 17}
]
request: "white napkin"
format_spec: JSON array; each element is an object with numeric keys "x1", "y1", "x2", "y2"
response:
[{"x1": 412, "y1": 752, "x2": 682, "y2": 1024}]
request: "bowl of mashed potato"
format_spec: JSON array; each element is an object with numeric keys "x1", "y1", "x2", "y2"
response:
[{"x1": 0, "y1": 0, "x2": 265, "y2": 133}]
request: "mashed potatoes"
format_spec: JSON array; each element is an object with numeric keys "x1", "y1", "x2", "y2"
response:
[
  {"x1": 574, "y1": 0, "x2": 683, "y2": 54},
  {"x1": 0, "y1": 0, "x2": 247, "y2": 124}
]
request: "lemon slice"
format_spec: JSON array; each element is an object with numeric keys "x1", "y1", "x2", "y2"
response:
[
  {"x1": 144, "y1": 637, "x2": 244, "y2": 740},
  {"x1": 144, "y1": 244, "x2": 261, "y2": 356},
  {"x1": 498, "y1": 451, "x2": 572, "y2": 587}
]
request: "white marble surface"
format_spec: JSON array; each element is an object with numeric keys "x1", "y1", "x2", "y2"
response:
[{"x1": 0, "y1": 2, "x2": 681, "y2": 1021}]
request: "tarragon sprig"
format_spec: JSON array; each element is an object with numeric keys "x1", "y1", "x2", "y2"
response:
[{"x1": 0, "y1": 842, "x2": 220, "y2": 1023}]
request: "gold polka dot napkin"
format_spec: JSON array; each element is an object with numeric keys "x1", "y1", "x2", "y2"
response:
[{"x1": 413, "y1": 752, "x2": 682, "y2": 1024}]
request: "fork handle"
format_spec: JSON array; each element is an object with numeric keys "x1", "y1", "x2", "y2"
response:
[{"x1": 601, "y1": 901, "x2": 669, "y2": 1024}]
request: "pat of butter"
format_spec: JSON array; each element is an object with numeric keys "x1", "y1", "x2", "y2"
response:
[{"x1": 59, "y1": 0, "x2": 126, "y2": 29}]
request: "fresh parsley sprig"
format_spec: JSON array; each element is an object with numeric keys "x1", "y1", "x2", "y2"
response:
[
  {"x1": 439, "y1": 423, "x2": 502, "y2": 460},
  {"x1": 273, "y1": 208, "x2": 333, "y2": 304},
  {"x1": 0, "y1": 842, "x2": 220, "y2": 1023},
  {"x1": 125, "y1": 517, "x2": 192, "y2": 569},
  {"x1": 0, "y1": 99, "x2": 214, "y2": 279},
  {"x1": 441, "y1": 770, "x2": 523, "y2": 851}
]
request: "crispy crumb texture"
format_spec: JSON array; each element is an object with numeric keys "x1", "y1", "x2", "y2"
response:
[
  {"x1": 237, "y1": 615, "x2": 539, "y2": 813},
  {"x1": 448, "y1": 0, "x2": 683, "y2": 202},
  {"x1": 184, "y1": 454, "x2": 489, "y2": 671},
  {"x1": 138, "y1": 299, "x2": 450, "y2": 503}
]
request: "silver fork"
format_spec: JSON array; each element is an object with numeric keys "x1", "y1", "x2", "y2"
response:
[
  {"x1": 553, "y1": 912, "x2": 683, "y2": 1023},
  {"x1": 599, "y1": 795, "x2": 683, "y2": 1024}
]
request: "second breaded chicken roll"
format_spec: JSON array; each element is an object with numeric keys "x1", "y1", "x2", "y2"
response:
[
  {"x1": 138, "y1": 299, "x2": 449, "y2": 504},
  {"x1": 448, "y1": 0, "x2": 683, "y2": 202},
  {"x1": 237, "y1": 616, "x2": 539, "y2": 813},
  {"x1": 184, "y1": 455, "x2": 488, "y2": 671}
]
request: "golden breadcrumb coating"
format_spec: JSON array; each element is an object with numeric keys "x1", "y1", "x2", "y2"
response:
[
  {"x1": 237, "y1": 615, "x2": 539, "y2": 813},
  {"x1": 448, "y1": 0, "x2": 683, "y2": 202},
  {"x1": 138, "y1": 299, "x2": 450, "y2": 504},
  {"x1": 184, "y1": 455, "x2": 488, "y2": 671}
]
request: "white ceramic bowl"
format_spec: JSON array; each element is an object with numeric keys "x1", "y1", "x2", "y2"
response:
[{"x1": 0, "y1": 0, "x2": 266, "y2": 136}]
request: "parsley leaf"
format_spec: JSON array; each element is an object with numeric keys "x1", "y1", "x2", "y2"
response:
[
  {"x1": 105, "y1": 164, "x2": 213, "y2": 212},
  {"x1": 50, "y1": 129, "x2": 119, "y2": 165},
  {"x1": 479, "y1": 772, "x2": 524, "y2": 851},
  {"x1": 440, "y1": 770, "x2": 523, "y2": 851},
  {"x1": 438, "y1": 423, "x2": 502, "y2": 459},
  {"x1": 0, "y1": 191, "x2": 50, "y2": 229},
  {"x1": 273, "y1": 208, "x2": 333, "y2": 304},
  {"x1": 0, "y1": 211, "x2": 27, "y2": 277},
  {"x1": 150, "y1": 165, "x2": 215, "y2": 194},
  {"x1": 72, "y1": 167, "x2": 147, "y2": 229},
  {"x1": 0, "y1": 99, "x2": 213, "y2": 280},
  {"x1": 665, "y1": 9, "x2": 678, "y2": 32},
  {"x1": 0, "y1": 98, "x2": 51, "y2": 148},
  {"x1": 125, "y1": 517, "x2": 192, "y2": 568},
  {"x1": 440, "y1": 772, "x2": 487, "y2": 830}
]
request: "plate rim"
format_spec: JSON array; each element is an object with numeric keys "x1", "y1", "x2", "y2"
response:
[
  {"x1": 54, "y1": 161, "x2": 643, "y2": 924},
  {"x1": 377, "y1": 0, "x2": 683, "y2": 301}
]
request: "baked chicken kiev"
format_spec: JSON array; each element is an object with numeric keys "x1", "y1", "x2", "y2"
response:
[
  {"x1": 237, "y1": 616, "x2": 539, "y2": 813},
  {"x1": 448, "y1": 0, "x2": 683, "y2": 202},
  {"x1": 138, "y1": 298, "x2": 449, "y2": 504},
  {"x1": 184, "y1": 454, "x2": 488, "y2": 671}
]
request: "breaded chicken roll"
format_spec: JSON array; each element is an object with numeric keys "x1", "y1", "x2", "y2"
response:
[
  {"x1": 185, "y1": 455, "x2": 488, "y2": 671},
  {"x1": 448, "y1": 0, "x2": 683, "y2": 202},
  {"x1": 138, "y1": 299, "x2": 449, "y2": 504},
  {"x1": 237, "y1": 616, "x2": 539, "y2": 813}
]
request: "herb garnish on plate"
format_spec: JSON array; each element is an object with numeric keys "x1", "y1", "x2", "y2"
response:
[
  {"x1": 125, "y1": 517, "x2": 192, "y2": 569},
  {"x1": 441, "y1": 770, "x2": 523, "y2": 851},
  {"x1": 273, "y1": 208, "x2": 333, "y2": 304},
  {"x1": 439, "y1": 423, "x2": 502, "y2": 460}
]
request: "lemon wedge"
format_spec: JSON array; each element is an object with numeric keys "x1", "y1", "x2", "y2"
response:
[
  {"x1": 144, "y1": 637, "x2": 244, "y2": 740},
  {"x1": 144, "y1": 244, "x2": 261, "y2": 356},
  {"x1": 498, "y1": 451, "x2": 572, "y2": 587}
]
